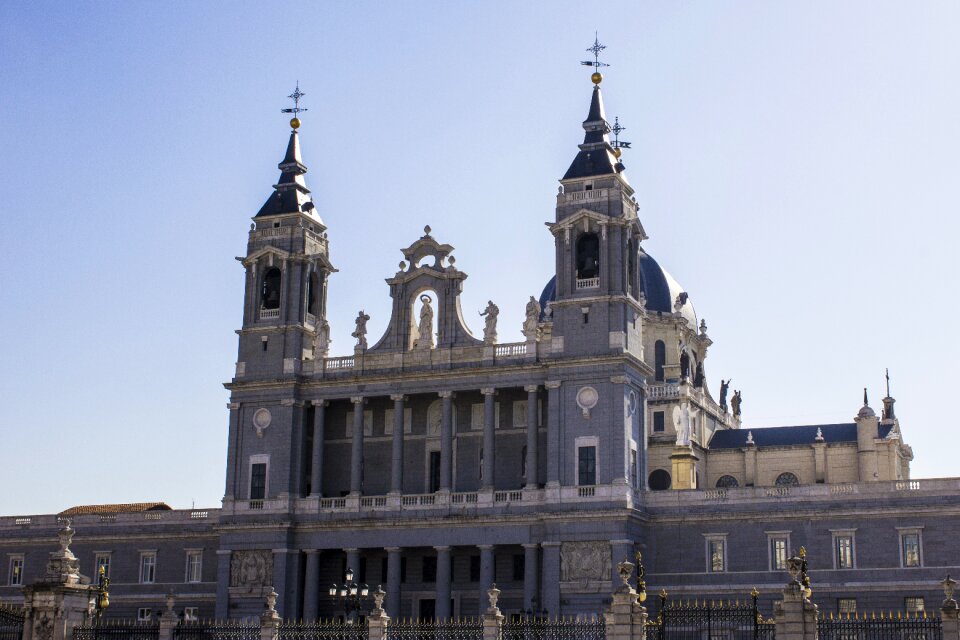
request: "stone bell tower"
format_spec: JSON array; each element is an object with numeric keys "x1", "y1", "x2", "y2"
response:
[
  {"x1": 234, "y1": 104, "x2": 337, "y2": 380},
  {"x1": 546, "y1": 59, "x2": 647, "y2": 360}
]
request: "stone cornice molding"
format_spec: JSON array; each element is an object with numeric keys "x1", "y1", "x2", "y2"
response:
[
  {"x1": 544, "y1": 381, "x2": 562, "y2": 390},
  {"x1": 524, "y1": 385, "x2": 539, "y2": 393},
  {"x1": 481, "y1": 388, "x2": 496, "y2": 396}
]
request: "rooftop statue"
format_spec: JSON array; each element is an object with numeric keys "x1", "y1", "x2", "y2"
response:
[
  {"x1": 352, "y1": 311, "x2": 370, "y2": 349},
  {"x1": 479, "y1": 300, "x2": 499, "y2": 345},
  {"x1": 312, "y1": 319, "x2": 330, "y2": 358},
  {"x1": 413, "y1": 294, "x2": 435, "y2": 350},
  {"x1": 731, "y1": 390, "x2": 743, "y2": 418},
  {"x1": 523, "y1": 295, "x2": 542, "y2": 341},
  {"x1": 719, "y1": 378, "x2": 731, "y2": 412}
]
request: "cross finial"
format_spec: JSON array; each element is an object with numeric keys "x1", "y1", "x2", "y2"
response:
[
  {"x1": 281, "y1": 81, "x2": 308, "y2": 129},
  {"x1": 885, "y1": 368, "x2": 891, "y2": 397},
  {"x1": 611, "y1": 116, "x2": 632, "y2": 153},
  {"x1": 581, "y1": 33, "x2": 610, "y2": 84}
]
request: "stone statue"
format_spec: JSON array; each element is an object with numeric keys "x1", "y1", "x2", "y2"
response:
[
  {"x1": 523, "y1": 295, "x2": 541, "y2": 341},
  {"x1": 352, "y1": 311, "x2": 370, "y2": 349},
  {"x1": 731, "y1": 390, "x2": 743, "y2": 418},
  {"x1": 637, "y1": 291, "x2": 647, "y2": 310},
  {"x1": 674, "y1": 403, "x2": 697, "y2": 446},
  {"x1": 693, "y1": 362, "x2": 705, "y2": 388},
  {"x1": 679, "y1": 347, "x2": 690, "y2": 380},
  {"x1": 479, "y1": 300, "x2": 499, "y2": 345},
  {"x1": 719, "y1": 379, "x2": 731, "y2": 411},
  {"x1": 229, "y1": 550, "x2": 273, "y2": 591},
  {"x1": 312, "y1": 319, "x2": 330, "y2": 358},
  {"x1": 414, "y1": 294, "x2": 434, "y2": 350}
]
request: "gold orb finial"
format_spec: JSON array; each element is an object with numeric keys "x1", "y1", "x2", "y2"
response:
[
  {"x1": 591, "y1": 71, "x2": 603, "y2": 85},
  {"x1": 613, "y1": 147, "x2": 622, "y2": 158},
  {"x1": 290, "y1": 117, "x2": 301, "y2": 130}
]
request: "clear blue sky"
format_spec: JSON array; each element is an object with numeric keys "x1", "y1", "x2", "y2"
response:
[{"x1": 1, "y1": 2, "x2": 957, "y2": 515}]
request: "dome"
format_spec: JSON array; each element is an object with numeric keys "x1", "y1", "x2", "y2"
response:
[
  {"x1": 857, "y1": 404, "x2": 876, "y2": 419},
  {"x1": 538, "y1": 249, "x2": 697, "y2": 327}
]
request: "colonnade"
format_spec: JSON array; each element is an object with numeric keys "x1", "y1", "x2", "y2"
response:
[{"x1": 308, "y1": 383, "x2": 564, "y2": 497}]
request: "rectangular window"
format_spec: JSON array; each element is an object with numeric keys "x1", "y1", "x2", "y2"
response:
[
  {"x1": 137, "y1": 608, "x2": 153, "y2": 622},
  {"x1": 8, "y1": 556, "x2": 23, "y2": 586},
  {"x1": 470, "y1": 555, "x2": 480, "y2": 582},
  {"x1": 140, "y1": 552, "x2": 157, "y2": 584},
  {"x1": 708, "y1": 539, "x2": 725, "y2": 572},
  {"x1": 95, "y1": 553, "x2": 111, "y2": 580},
  {"x1": 422, "y1": 556, "x2": 437, "y2": 583},
  {"x1": 185, "y1": 551, "x2": 202, "y2": 583},
  {"x1": 400, "y1": 557, "x2": 407, "y2": 583},
  {"x1": 429, "y1": 451, "x2": 442, "y2": 493},
  {"x1": 837, "y1": 598, "x2": 857, "y2": 614},
  {"x1": 653, "y1": 412, "x2": 665, "y2": 433},
  {"x1": 905, "y1": 597, "x2": 925, "y2": 613},
  {"x1": 359, "y1": 557, "x2": 367, "y2": 584},
  {"x1": 770, "y1": 537, "x2": 789, "y2": 571},
  {"x1": 250, "y1": 463, "x2": 267, "y2": 500},
  {"x1": 836, "y1": 536, "x2": 854, "y2": 569},
  {"x1": 183, "y1": 607, "x2": 199, "y2": 622},
  {"x1": 381, "y1": 557, "x2": 388, "y2": 584},
  {"x1": 578, "y1": 446, "x2": 596, "y2": 486},
  {"x1": 630, "y1": 449, "x2": 639, "y2": 488},
  {"x1": 512, "y1": 554, "x2": 525, "y2": 581},
  {"x1": 901, "y1": 532, "x2": 921, "y2": 567}
]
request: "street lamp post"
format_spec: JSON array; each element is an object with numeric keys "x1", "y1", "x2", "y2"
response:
[
  {"x1": 328, "y1": 567, "x2": 369, "y2": 624},
  {"x1": 94, "y1": 565, "x2": 110, "y2": 621}
]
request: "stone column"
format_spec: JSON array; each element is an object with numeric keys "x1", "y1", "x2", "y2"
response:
[
  {"x1": 367, "y1": 587, "x2": 391, "y2": 640},
  {"x1": 435, "y1": 546, "x2": 452, "y2": 620},
  {"x1": 482, "y1": 586, "x2": 504, "y2": 640},
  {"x1": 525, "y1": 386, "x2": 539, "y2": 489},
  {"x1": 481, "y1": 389, "x2": 496, "y2": 489},
  {"x1": 215, "y1": 549, "x2": 231, "y2": 619},
  {"x1": 390, "y1": 395, "x2": 405, "y2": 494},
  {"x1": 439, "y1": 392, "x2": 454, "y2": 492},
  {"x1": 345, "y1": 548, "x2": 361, "y2": 577},
  {"x1": 310, "y1": 401, "x2": 327, "y2": 497},
  {"x1": 350, "y1": 397, "x2": 365, "y2": 495},
  {"x1": 774, "y1": 581, "x2": 818, "y2": 640},
  {"x1": 272, "y1": 549, "x2": 292, "y2": 620},
  {"x1": 302, "y1": 550, "x2": 321, "y2": 621},
  {"x1": 541, "y1": 542, "x2": 561, "y2": 616},
  {"x1": 545, "y1": 381, "x2": 562, "y2": 487},
  {"x1": 522, "y1": 543, "x2": 539, "y2": 612},
  {"x1": 224, "y1": 403, "x2": 241, "y2": 500},
  {"x1": 478, "y1": 545, "x2": 495, "y2": 615},
  {"x1": 260, "y1": 588, "x2": 281, "y2": 640},
  {"x1": 941, "y1": 577, "x2": 959, "y2": 640},
  {"x1": 386, "y1": 547, "x2": 403, "y2": 618},
  {"x1": 603, "y1": 565, "x2": 648, "y2": 640},
  {"x1": 159, "y1": 595, "x2": 178, "y2": 640}
]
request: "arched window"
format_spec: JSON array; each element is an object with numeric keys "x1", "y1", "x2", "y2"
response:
[
  {"x1": 306, "y1": 273, "x2": 320, "y2": 317},
  {"x1": 576, "y1": 233, "x2": 600, "y2": 280},
  {"x1": 261, "y1": 268, "x2": 282, "y2": 310},
  {"x1": 716, "y1": 475, "x2": 739, "y2": 488},
  {"x1": 627, "y1": 238, "x2": 637, "y2": 297},
  {"x1": 648, "y1": 469, "x2": 671, "y2": 491},
  {"x1": 654, "y1": 340, "x2": 666, "y2": 382},
  {"x1": 775, "y1": 472, "x2": 799, "y2": 487}
]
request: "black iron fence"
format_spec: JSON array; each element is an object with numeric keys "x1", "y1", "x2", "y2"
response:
[
  {"x1": 649, "y1": 594, "x2": 775, "y2": 640},
  {"x1": 278, "y1": 620, "x2": 367, "y2": 640},
  {"x1": 0, "y1": 606, "x2": 24, "y2": 640},
  {"x1": 502, "y1": 615, "x2": 606, "y2": 640},
  {"x1": 175, "y1": 620, "x2": 260, "y2": 640},
  {"x1": 818, "y1": 613, "x2": 942, "y2": 640},
  {"x1": 73, "y1": 620, "x2": 160, "y2": 640},
  {"x1": 387, "y1": 617, "x2": 483, "y2": 640}
]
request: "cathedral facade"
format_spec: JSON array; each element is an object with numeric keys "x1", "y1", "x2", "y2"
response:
[{"x1": 0, "y1": 71, "x2": 953, "y2": 623}]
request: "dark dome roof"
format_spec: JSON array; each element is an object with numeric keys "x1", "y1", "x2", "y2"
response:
[{"x1": 538, "y1": 249, "x2": 696, "y2": 326}]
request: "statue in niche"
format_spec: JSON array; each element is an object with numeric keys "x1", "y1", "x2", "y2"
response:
[
  {"x1": 479, "y1": 300, "x2": 499, "y2": 345},
  {"x1": 731, "y1": 390, "x2": 743, "y2": 418},
  {"x1": 312, "y1": 319, "x2": 330, "y2": 358},
  {"x1": 693, "y1": 362, "x2": 705, "y2": 388},
  {"x1": 719, "y1": 379, "x2": 731, "y2": 412},
  {"x1": 522, "y1": 296, "x2": 542, "y2": 341},
  {"x1": 678, "y1": 346, "x2": 690, "y2": 381},
  {"x1": 413, "y1": 294, "x2": 434, "y2": 350},
  {"x1": 352, "y1": 311, "x2": 370, "y2": 349}
]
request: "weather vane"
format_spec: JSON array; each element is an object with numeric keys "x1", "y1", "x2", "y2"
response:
[
  {"x1": 581, "y1": 33, "x2": 610, "y2": 71},
  {"x1": 282, "y1": 82, "x2": 308, "y2": 130},
  {"x1": 611, "y1": 116, "x2": 632, "y2": 152}
]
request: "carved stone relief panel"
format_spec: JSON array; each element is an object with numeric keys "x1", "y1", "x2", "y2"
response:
[
  {"x1": 229, "y1": 550, "x2": 274, "y2": 590},
  {"x1": 560, "y1": 541, "x2": 610, "y2": 581}
]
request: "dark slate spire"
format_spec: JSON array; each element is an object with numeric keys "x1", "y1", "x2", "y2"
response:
[
  {"x1": 256, "y1": 85, "x2": 315, "y2": 218},
  {"x1": 256, "y1": 126, "x2": 314, "y2": 218},
  {"x1": 562, "y1": 79, "x2": 625, "y2": 180}
]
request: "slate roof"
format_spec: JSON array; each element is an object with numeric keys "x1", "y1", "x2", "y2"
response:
[
  {"x1": 562, "y1": 85, "x2": 622, "y2": 180},
  {"x1": 709, "y1": 423, "x2": 894, "y2": 449},
  {"x1": 59, "y1": 502, "x2": 172, "y2": 516}
]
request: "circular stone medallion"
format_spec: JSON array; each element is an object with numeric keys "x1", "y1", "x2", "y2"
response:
[{"x1": 252, "y1": 408, "x2": 272, "y2": 437}]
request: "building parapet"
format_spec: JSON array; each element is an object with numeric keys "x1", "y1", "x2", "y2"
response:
[{"x1": 0, "y1": 508, "x2": 218, "y2": 531}]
